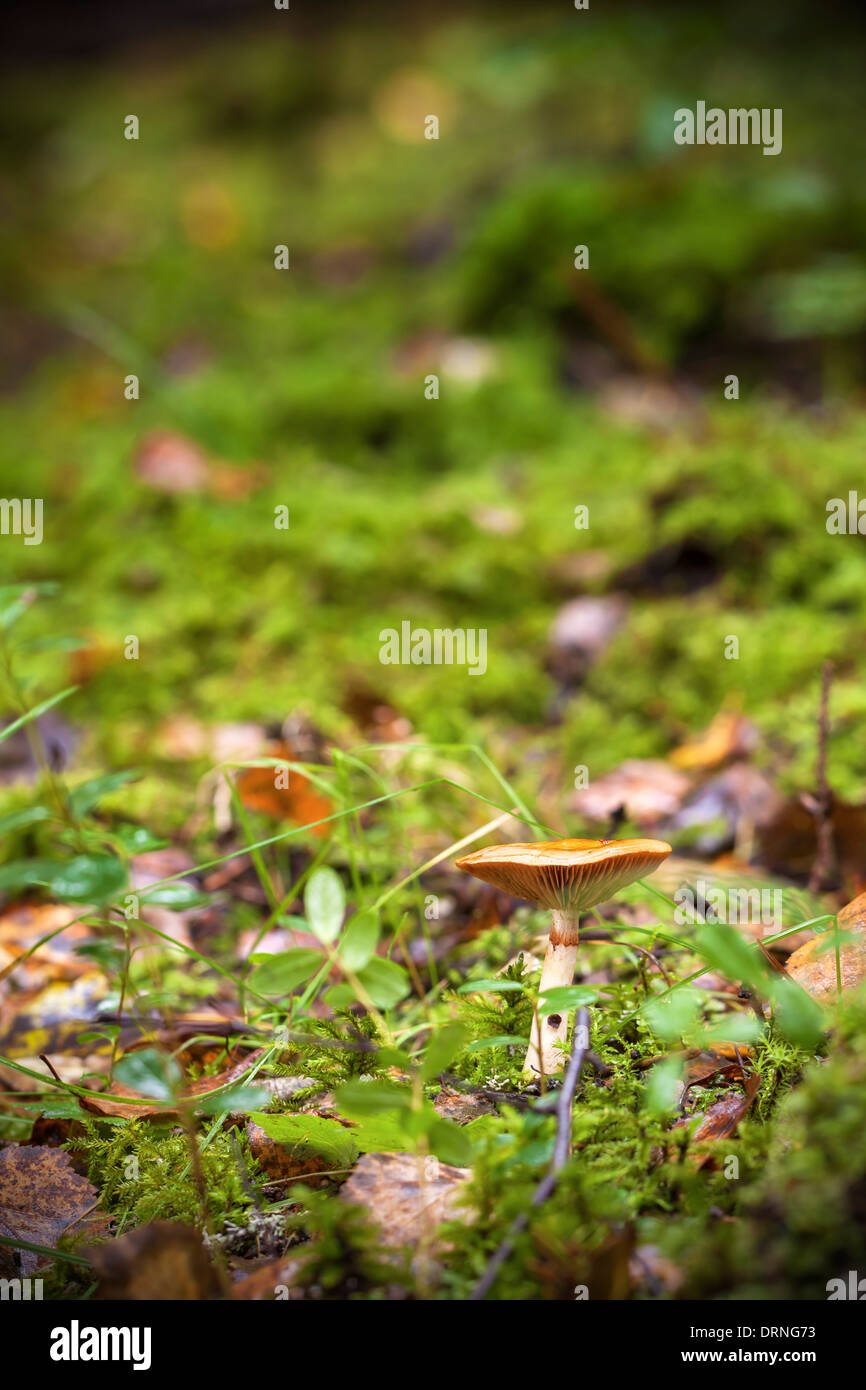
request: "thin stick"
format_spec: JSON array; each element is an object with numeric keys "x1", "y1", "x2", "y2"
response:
[
  {"x1": 470, "y1": 1008, "x2": 590, "y2": 1301},
  {"x1": 808, "y1": 660, "x2": 835, "y2": 894}
]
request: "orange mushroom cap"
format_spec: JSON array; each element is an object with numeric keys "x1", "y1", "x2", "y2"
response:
[{"x1": 456, "y1": 837, "x2": 672, "y2": 914}]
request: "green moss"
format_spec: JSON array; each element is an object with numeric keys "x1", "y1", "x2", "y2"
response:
[{"x1": 71, "y1": 1118, "x2": 258, "y2": 1230}]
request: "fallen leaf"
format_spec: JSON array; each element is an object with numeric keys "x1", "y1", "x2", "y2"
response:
[
  {"x1": 759, "y1": 799, "x2": 866, "y2": 884},
  {"x1": 81, "y1": 1046, "x2": 266, "y2": 1119},
  {"x1": 670, "y1": 711, "x2": 759, "y2": 772},
  {"x1": 433, "y1": 1087, "x2": 497, "y2": 1124},
  {"x1": 236, "y1": 740, "x2": 332, "y2": 836},
  {"x1": 339, "y1": 1151, "x2": 470, "y2": 1251},
  {"x1": 675, "y1": 1071, "x2": 760, "y2": 1168},
  {"x1": 247, "y1": 1112, "x2": 358, "y2": 1185},
  {"x1": 133, "y1": 431, "x2": 210, "y2": 494},
  {"x1": 0, "y1": 902, "x2": 92, "y2": 988},
  {"x1": 669, "y1": 763, "x2": 784, "y2": 854},
  {"x1": 85, "y1": 1221, "x2": 220, "y2": 1300},
  {"x1": 571, "y1": 758, "x2": 689, "y2": 827},
  {"x1": 548, "y1": 595, "x2": 628, "y2": 680},
  {"x1": 598, "y1": 376, "x2": 698, "y2": 431},
  {"x1": 0, "y1": 1145, "x2": 96, "y2": 1276},
  {"x1": 232, "y1": 1255, "x2": 306, "y2": 1299},
  {"x1": 786, "y1": 889, "x2": 866, "y2": 1004}
]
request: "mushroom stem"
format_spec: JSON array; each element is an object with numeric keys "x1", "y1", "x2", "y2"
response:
[{"x1": 524, "y1": 910, "x2": 580, "y2": 1078}]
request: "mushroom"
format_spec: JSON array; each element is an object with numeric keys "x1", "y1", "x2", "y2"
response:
[{"x1": 456, "y1": 837, "x2": 672, "y2": 1078}]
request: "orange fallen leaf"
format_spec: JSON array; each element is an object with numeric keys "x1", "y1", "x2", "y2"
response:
[
  {"x1": 786, "y1": 889, "x2": 866, "y2": 1005},
  {"x1": 236, "y1": 741, "x2": 331, "y2": 837},
  {"x1": 669, "y1": 711, "x2": 758, "y2": 772},
  {"x1": 80, "y1": 1047, "x2": 266, "y2": 1120}
]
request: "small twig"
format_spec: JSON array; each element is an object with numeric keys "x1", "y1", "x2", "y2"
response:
[
  {"x1": 470, "y1": 1008, "x2": 590, "y2": 1301},
  {"x1": 807, "y1": 660, "x2": 835, "y2": 894},
  {"x1": 38, "y1": 1054, "x2": 65, "y2": 1085}
]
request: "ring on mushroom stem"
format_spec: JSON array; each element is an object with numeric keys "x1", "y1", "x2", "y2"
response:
[{"x1": 456, "y1": 837, "x2": 672, "y2": 1079}]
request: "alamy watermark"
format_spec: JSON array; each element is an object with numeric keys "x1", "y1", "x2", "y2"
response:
[
  {"x1": 379, "y1": 621, "x2": 487, "y2": 675},
  {"x1": 0, "y1": 498, "x2": 42, "y2": 545},
  {"x1": 674, "y1": 878, "x2": 783, "y2": 928},
  {"x1": 674, "y1": 102, "x2": 782, "y2": 156},
  {"x1": 826, "y1": 492, "x2": 866, "y2": 534}
]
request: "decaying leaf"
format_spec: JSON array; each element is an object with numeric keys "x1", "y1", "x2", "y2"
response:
[
  {"x1": 85, "y1": 1220, "x2": 220, "y2": 1300},
  {"x1": 232, "y1": 1255, "x2": 306, "y2": 1300},
  {"x1": 670, "y1": 711, "x2": 759, "y2": 772},
  {"x1": 0, "y1": 1145, "x2": 96, "y2": 1275},
  {"x1": 247, "y1": 1112, "x2": 358, "y2": 1185},
  {"x1": 81, "y1": 1047, "x2": 265, "y2": 1119},
  {"x1": 571, "y1": 758, "x2": 689, "y2": 827},
  {"x1": 339, "y1": 1151, "x2": 470, "y2": 1251},
  {"x1": 236, "y1": 740, "x2": 332, "y2": 836},
  {"x1": 676, "y1": 1071, "x2": 761, "y2": 1169},
  {"x1": 0, "y1": 902, "x2": 91, "y2": 988},
  {"x1": 433, "y1": 1086, "x2": 497, "y2": 1124},
  {"x1": 786, "y1": 889, "x2": 866, "y2": 1005}
]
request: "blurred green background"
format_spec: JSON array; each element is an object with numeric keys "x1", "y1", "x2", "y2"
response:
[{"x1": 2, "y1": 0, "x2": 866, "y2": 830}]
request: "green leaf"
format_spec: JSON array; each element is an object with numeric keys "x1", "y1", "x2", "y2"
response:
[
  {"x1": 114, "y1": 1049, "x2": 181, "y2": 1102},
  {"x1": 703, "y1": 1013, "x2": 765, "y2": 1045},
  {"x1": 74, "y1": 941, "x2": 125, "y2": 973},
  {"x1": 44, "y1": 854, "x2": 127, "y2": 905},
  {"x1": 770, "y1": 976, "x2": 825, "y2": 1050},
  {"x1": 339, "y1": 912, "x2": 379, "y2": 971},
  {"x1": 465, "y1": 1034, "x2": 530, "y2": 1052},
  {"x1": 0, "y1": 687, "x2": 78, "y2": 745},
  {"x1": 16, "y1": 635, "x2": 88, "y2": 654},
  {"x1": 304, "y1": 866, "x2": 345, "y2": 944},
  {"x1": 197, "y1": 1086, "x2": 270, "y2": 1115},
  {"x1": 643, "y1": 1056, "x2": 683, "y2": 1117},
  {"x1": 643, "y1": 987, "x2": 703, "y2": 1041},
  {"x1": 0, "y1": 806, "x2": 51, "y2": 835},
  {"x1": 340, "y1": 1113, "x2": 412, "y2": 1153},
  {"x1": 112, "y1": 825, "x2": 167, "y2": 854},
  {"x1": 249, "y1": 947, "x2": 323, "y2": 995},
  {"x1": 69, "y1": 770, "x2": 139, "y2": 817},
  {"x1": 696, "y1": 921, "x2": 768, "y2": 993},
  {"x1": 427, "y1": 1116, "x2": 472, "y2": 1167},
  {"x1": 420, "y1": 1022, "x2": 468, "y2": 1081},
  {"x1": 250, "y1": 1112, "x2": 360, "y2": 1169},
  {"x1": 457, "y1": 978, "x2": 525, "y2": 994},
  {"x1": 139, "y1": 881, "x2": 207, "y2": 909},
  {"x1": 0, "y1": 582, "x2": 57, "y2": 630},
  {"x1": 356, "y1": 957, "x2": 411, "y2": 1008},
  {"x1": 537, "y1": 985, "x2": 599, "y2": 1011},
  {"x1": 0, "y1": 854, "x2": 128, "y2": 904},
  {"x1": 336, "y1": 1078, "x2": 412, "y2": 1118}
]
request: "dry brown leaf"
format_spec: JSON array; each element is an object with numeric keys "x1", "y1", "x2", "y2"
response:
[
  {"x1": 0, "y1": 1145, "x2": 96, "y2": 1275},
  {"x1": 85, "y1": 1221, "x2": 220, "y2": 1300},
  {"x1": 0, "y1": 902, "x2": 92, "y2": 988},
  {"x1": 339, "y1": 1151, "x2": 470, "y2": 1250},
  {"x1": 433, "y1": 1087, "x2": 496, "y2": 1124},
  {"x1": 232, "y1": 1255, "x2": 306, "y2": 1299},
  {"x1": 81, "y1": 1047, "x2": 265, "y2": 1120},
  {"x1": 759, "y1": 799, "x2": 866, "y2": 885},
  {"x1": 670, "y1": 711, "x2": 759, "y2": 772},
  {"x1": 571, "y1": 758, "x2": 689, "y2": 827},
  {"x1": 246, "y1": 1114, "x2": 352, "y2": 1187},
  {"x1": 786, "y1": 889, "x2": 866, "y2": 1005},
  {"x1": 675, "y1": 1071, "x2": 760, "y2": 1169}
]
